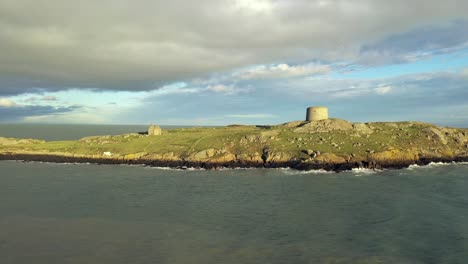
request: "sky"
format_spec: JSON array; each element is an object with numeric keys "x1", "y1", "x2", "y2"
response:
[{"x1": 0, "y1": 0, "x2": 467, "y2": 126}]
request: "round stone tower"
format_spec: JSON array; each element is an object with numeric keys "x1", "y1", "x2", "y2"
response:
[{"x1": 306, "y1": 106, "x2": 328, "y2": 121}]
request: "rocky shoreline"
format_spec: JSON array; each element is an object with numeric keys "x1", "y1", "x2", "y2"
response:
[
  {"x1": 1, "y1": 153, "x2": 467, "y2": 172},
  {"x1": 1, "y1": 119, "x2": 467, "y2": 172}
]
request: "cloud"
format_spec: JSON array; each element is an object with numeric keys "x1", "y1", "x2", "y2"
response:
[
  {"x1": 206, "y1": 84, "x2": 253, "y2": 94},
  {"x1": 330, "y1": 88, "x2": 368, "y2": 98},
  {"x1": 250, "y1": 70, "x2": 468, "y2": 106},
  {"x1": 24, "y1": 95, "x2": 58, "y2": 102},
  {"x1": 144, "y1": 82, "x2": 253, "y2": 99},
  {"x1": 238, "y1": 63, "x2": 331, "y2": 80},
  {"x1": 0, "y1": 105, "x2": 81, "y2": 122},
  {"x1": 234, "y1": 0, "x2": 274, "y2": 13},
  {"x1": 4, "y1": 68, "x2": 463, "y2": 126},
  {"x1": 206, "y1": 84, "x2": 236, "y2": 93},
  {"x1": 0, "y1": 95, "x2": 80, "y2": 121},
  {"x1": 41, "y1": 96, "x2": 57, "y2": 101},
  {"x1": 146, "y1": 82, "x2": 200, "y2": 97},
  {"x1": 0, "y1": 98, "x2": 17, "y2": 107},
  {"x1": 360, "y1": 20, "x2": 468, "y2": 64},
  {"x1": 1, "y1": 1, "x2": 468, "y2": 94},
  {"x1": 374, "y1": 86, "x2": 392, "y2": 95}
]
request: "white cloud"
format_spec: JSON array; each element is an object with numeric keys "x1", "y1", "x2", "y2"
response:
[
  {"x1": 374, "y1": 86, "x2": 393, "y2": 95},
  {"x1": 332, "y1": 89, "x2": 369, "y2": 98},
  {"x1": 234, "y1": 0, "x2": 274, "y2": 13},
  {"x1": 147, "y1": 82, "x2": 201, "y2": 96},
  {"x1": 140, "y1": 82, "x2": 253, "y2": 102},
  {"x1": 239, "y1": 63, "x2": 331, "y2": 80},
  {"x1": 207, "y1": 84, "x2": 236, "y2": 93},
  {"x1": 206, "y1": 84, "x2": 253, "y2": 95},
  {"x1": 0, "y1": 98, "x2": 17, "y2": 108}
]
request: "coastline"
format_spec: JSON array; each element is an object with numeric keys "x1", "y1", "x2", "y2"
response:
[
  {"x1": 2, "y1": 153, "x2": 467, "y2": 172},
  {"x1": 1, "y1": 119, "x2": 467, "y2": 172}
]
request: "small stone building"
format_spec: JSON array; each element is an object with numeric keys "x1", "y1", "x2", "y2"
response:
[
  {"x1": 306, "y1": 106, "x2": 328, "y2": 121},
  {"x1": 148, "y1": 124, "x2": 162, "y2": 136}
]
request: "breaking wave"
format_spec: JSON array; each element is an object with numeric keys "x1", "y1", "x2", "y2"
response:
[
  {"x1": 279, "y1": 168, "x2": 332, "y2": 175},
  {"x1": 408, "y1": 161, "x2": 468, "y2": 170},
  {"x1": 349, "y1": 167, "x2": 381, "y2": 174}
]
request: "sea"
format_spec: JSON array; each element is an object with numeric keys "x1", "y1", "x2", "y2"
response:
[
  {"x1": 0, "y1": 123, "x2": 188, "y2": 141},
  {"x1": 1, "y1": 124, "x2": 468, "y2": 264}
]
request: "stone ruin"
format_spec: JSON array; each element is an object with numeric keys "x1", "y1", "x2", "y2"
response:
[{"x1": 148, "y1": 124, "x2": 162, "y2": 136}]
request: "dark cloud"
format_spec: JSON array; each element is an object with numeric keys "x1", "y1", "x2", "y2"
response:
[
  {"x1": 1, "y1": 0, "x2": 468, "y2": 95},
  {"x1": 360, "y1": 20, "x2": 468, "y2": 64},
  {"x1": 0, "y1": 105, "x2": 81, "y2": 122}
]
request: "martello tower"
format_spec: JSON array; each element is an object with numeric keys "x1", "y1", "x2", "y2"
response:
[{"x1": 306, "y1": 106, "x2": 328, "y2": 121}]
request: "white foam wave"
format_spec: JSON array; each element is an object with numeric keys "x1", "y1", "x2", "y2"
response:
[
  {"x1": 407, "y1": 161, "x2": 468, "y2": 170},
  {"x1": 344, "y1": 167, "x2": 383, "y2": 176},
  {"x1": 215, "y1": 167, "x2": 257, "y2": 171},
  {"x1": 147, "y1": 166, "x2": 287, "y2": 172},
  {"x1": 350, "y1": 167, "x2": 380, "y2": 173},
  {"x1": 279, "y1": 168, "x2": 332, "y2": 175},
  {"x1": 18, "y1": 160, "x2": 92, "y2": 166},
  {"x1": 407, "y1": 164, "x2": 420, "y2": 169},
  {"x1": 144, "y1": 166, "x2": 206, "y2": 171}
]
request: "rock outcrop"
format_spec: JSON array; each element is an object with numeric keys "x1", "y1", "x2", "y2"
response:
[
  {"x1": 313, "y1": 153, "x2": 347, "y2": 164},
  {"x1": 352, "y1": 123, "x2": 374, "y2": 134},
  {"x1": 293, "y1": 119, "x2": 354, "y2": 133},
  {"x1": 190, "y1": 149, "x2": 216, "y2": 160}
]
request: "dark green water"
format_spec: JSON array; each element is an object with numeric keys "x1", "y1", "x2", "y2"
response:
[{"x1": 1, "y1": 161, "x2": 468, "y2": 264}]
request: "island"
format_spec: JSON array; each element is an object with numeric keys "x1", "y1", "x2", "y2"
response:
[{"x1": 1, "y1": 107, "x2": 467, "y2": 172}]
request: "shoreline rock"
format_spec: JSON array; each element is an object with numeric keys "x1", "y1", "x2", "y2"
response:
[{"x1": 1, "y1": 153, "x2": 466, "y2": 173}]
